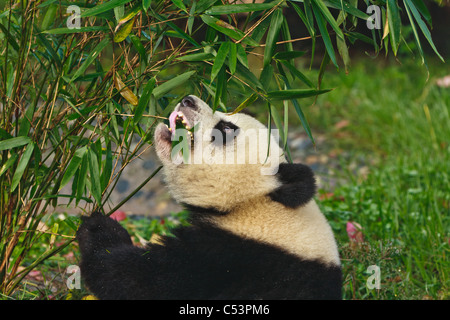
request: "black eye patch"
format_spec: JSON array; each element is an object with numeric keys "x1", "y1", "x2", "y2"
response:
[{"x1": 211, "y1": 120, "x2": 240, "y2": 145}]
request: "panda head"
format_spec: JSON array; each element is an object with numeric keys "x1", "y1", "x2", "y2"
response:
[{"x1": 154, "y1": 95, "x2": 317, "y2": 213}]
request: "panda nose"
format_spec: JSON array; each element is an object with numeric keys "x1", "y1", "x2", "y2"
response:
[{"x1": 181, "y1": 96, "x2": 196, "y2": 109}]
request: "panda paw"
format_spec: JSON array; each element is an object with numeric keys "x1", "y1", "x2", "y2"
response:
[{"x1": 76, "y1": 211, "x2": 133, "y2": 255}]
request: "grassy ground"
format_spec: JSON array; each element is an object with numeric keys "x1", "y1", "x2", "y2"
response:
[
  {"x1": 4, "y1": 58, "x2": 449, "y2": 300},
  {"x1": 305, "y1": 57, "x2": 449, "y2": 299}
]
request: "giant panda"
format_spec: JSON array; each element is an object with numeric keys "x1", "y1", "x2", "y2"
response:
[{"x1": 76, "y1": 95, "x2": 342, "y2": 299}]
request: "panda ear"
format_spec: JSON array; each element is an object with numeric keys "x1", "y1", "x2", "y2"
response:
[{"x1": 268, "y1": 163, "x2": 317, "y2": 208}]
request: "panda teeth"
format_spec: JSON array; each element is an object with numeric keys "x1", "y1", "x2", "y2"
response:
[{"x1": 175, "y1": 112, "x2": 192, "y2": 130}]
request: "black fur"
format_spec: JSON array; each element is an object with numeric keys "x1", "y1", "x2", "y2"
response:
[
  {"x1": 212, "y1": 120, "x2": 240, "y2": 145},
  {"x1": 182, "y1": 203, "x2": 229, "y2": 216},
  {"x1": 268, "y1": 163, "x2": 317, "y2": 208},
  {"x1": 181, "y1": 95, "x2": 196, "y2": 109},
  {"x1": 77, "y1": 211, "x2": 341, "y2": 300}
]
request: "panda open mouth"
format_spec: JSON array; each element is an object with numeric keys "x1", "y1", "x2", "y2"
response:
[{"x1": 164, "y1": 110, "x2": 194, "y2": 143}]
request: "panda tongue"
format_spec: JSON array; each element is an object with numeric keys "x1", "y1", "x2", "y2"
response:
[{"x1": 168, "y1": 110, "x2": 179, "y2": 133}]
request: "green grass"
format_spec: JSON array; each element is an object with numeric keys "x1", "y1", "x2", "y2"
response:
[{"x1": 306, "y1": 58, "x2": 450, "y2": 299}]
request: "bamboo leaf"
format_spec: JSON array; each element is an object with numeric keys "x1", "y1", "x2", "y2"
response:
[
  {"x1": 322, "y1": 0, "x2": 369, "y2": 20},
  {"x1": 386, "y1": 0, "x2": 401, "y2": 56},
  {"x1": 404, "y1": 0, "x2": 444, "y2": 62},
  {"x1": 235, "y1": 63, "x2": 264, "y2": 91},
  {"x1": 130, "y1": 34, "x2": 147, "y2": 64},
  {"x1": 303, "y1": 0, "x2": 316, "y2": 34},
  {"x1": 187, "y1": 3, "x2": 195, "y2": 34},
  {"x1": 63, "y1": 216, "x2": 79, "y2": 232},
  {"x1": 336, "y1": 34, "x2": 350, "y2": 73},
  {"x1": 230, "y1": 93, "x2": 259, "y2": 115},
  {"x1": 269, "y1": 104, "x2": 284, "y2": 147},
  {"x1": 49, "y1": 223, "x2": 59, "y2": 247},
  {"x1": 153, "y1": 71, "x2": 196, "y2": 99},
  {"x1": 117, "y1": 1, "x2": 142, "y2": 24},
  {"x1": 211, "y1": 41, "x2": 230, "y2": 82},
  {"x1": 236, "y1": 44, "x2": 249, "y2": 68},
  {"x1": 311, "y1": 4, "x2": 338, "y2": 68},
  {"x1": 289, "y1": 2, "x2": 314, "y2": 37},
  {"x1": 200, "y1": 15, "x2": 259, "y2": 46},
  {"x1": 114, "y1": 73, "x2": 139, "y2": 106},
  {"x1": 213, "y1": 67, "x2": 226, "y2": 111},
  {"x1": 279, "y1": 60, "x2": 315, "y2": 88},
  {"x1": 274, "y1": 50, "x2": 306, "y2": 60},
  {"x1": 42, "y1": 26, "x2": 109, "y2": 34},
  {"x1": 282, "y1": 99, "x2": 289, "y2": 150},
  {"x1": 347, "y1": 31, "x2": 377, "y2": 46},
  {"x1": 172, "y1": 0, "x2": 187, "y2": 13},
  {"x1": 177, "y1": 52, "x2": 214, "y2": 61},
  {"x1": 114, "y1": 4, "x2": 124, "y2": 21},
  {"x1": 382, "y1": 7, "x2": 390, "y2": 56},
  {"x1": 0, "y1": 129, "x2": 12, "y2": 140},
  {"x1": 250, "y1": 13, "x2": 272, "y2": 43},
  {"x1": 195, "y1": 0, "x2": 216, "y2": 13},
  {"x1": 283, "y1": 79, "x2": 315, "y2": 146},
  {"x1": 71, "y1": 38, "x2": 109, "y2": 82},
  {"x1": 267, "y1": 88, "x2": 331, "y2": 100},
  {"x1": 155, "y1": 13, "x2": 200, "y2": 47},
  {"x1": 114, "y1": 16, "x2": 136, "y2": 42},
  {"x1": 76, "y1": 152, "x2": 88, "y2": 205},
  {"x1": 260, "y1": 64, "x2": 274, "y2": 89},
  {"x1": 0, "y1": 137, "x2": 32, "y2": 151},
  {"x1": 228, "y1": 42, "x2": 237, "y2": 75},
  {"x1": 281, "y1": 18, "x2": 294, "y2": 58},
  {"x1": 143, "y1": 0, "x2": 152, "y2": 11},
  {"x1": 382, "y1": 7, "x2": 390, "y2": 40},
  {"x1": 36, "y1": 32, "x2": 62, "y2": 69},
  {"x1": 303, "y1": 0, "x2": 317, "y2": 68},
  {"x1": 311, "y1": 0, "x2": 344, "y2": 40},
  {"x1": 263, "y1": 8, "x2": 284, "y2": 67},
  {"x1": 81, "y1": 0, "x2": 134, "y2": 17},
  {"x1": 205, "y1": 1, "x2": 278, "y2": 15},
  {"x1": 134, "y1": 77, "x2": 156, "y2": 125},
  {"x1": 403, "y1": 0, "x2": 424, "y2": 65},
  {"x1": 410, "y1": 0, "x2": 431, "y2": 25},
  {"x1": 107, "y1": 103, "x2": 120, "y2": 142},
  {"x1": 60, "y1": 152, "x2": 83, "y2": 191},
  {"x1": 101, "y1": 141, "x2": 113, "y2": 191},
  {"x1": 292, "y1": 97, "x2": 315, "y2": 146},
  {"x1": 87, "y1": 147, "x2": 102, "y2": 205},
  {"x1": 0, "y1": 22, "x2": 19, "y2": 51},
  {"x1": 0, "y1": 153, "x2": 18, "y2": 177},
  {"x1": 318, "y1": 51, "x2": 330, "y2": 89},
  {"x1": 41, "y1": 4, "x2": 58, "y2": 31},
  {"x1": 11, "y1": 143, "x2": 34, "y2": 192}
]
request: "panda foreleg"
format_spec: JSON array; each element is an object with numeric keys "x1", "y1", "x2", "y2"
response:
[
  {"x1": 76, "y1": 211, "x2": 133, "y2": 254},
  {"x1": 76, "y1": 211, "x2": 157, "y2": 299},
  {"x1": 78, "y1": 244, "x2": 156, "y2": 299}
]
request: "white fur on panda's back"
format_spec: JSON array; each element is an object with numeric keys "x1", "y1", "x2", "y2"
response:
[{"x1": 210, "y1": 197, "x2": 340, "y2": 266}]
